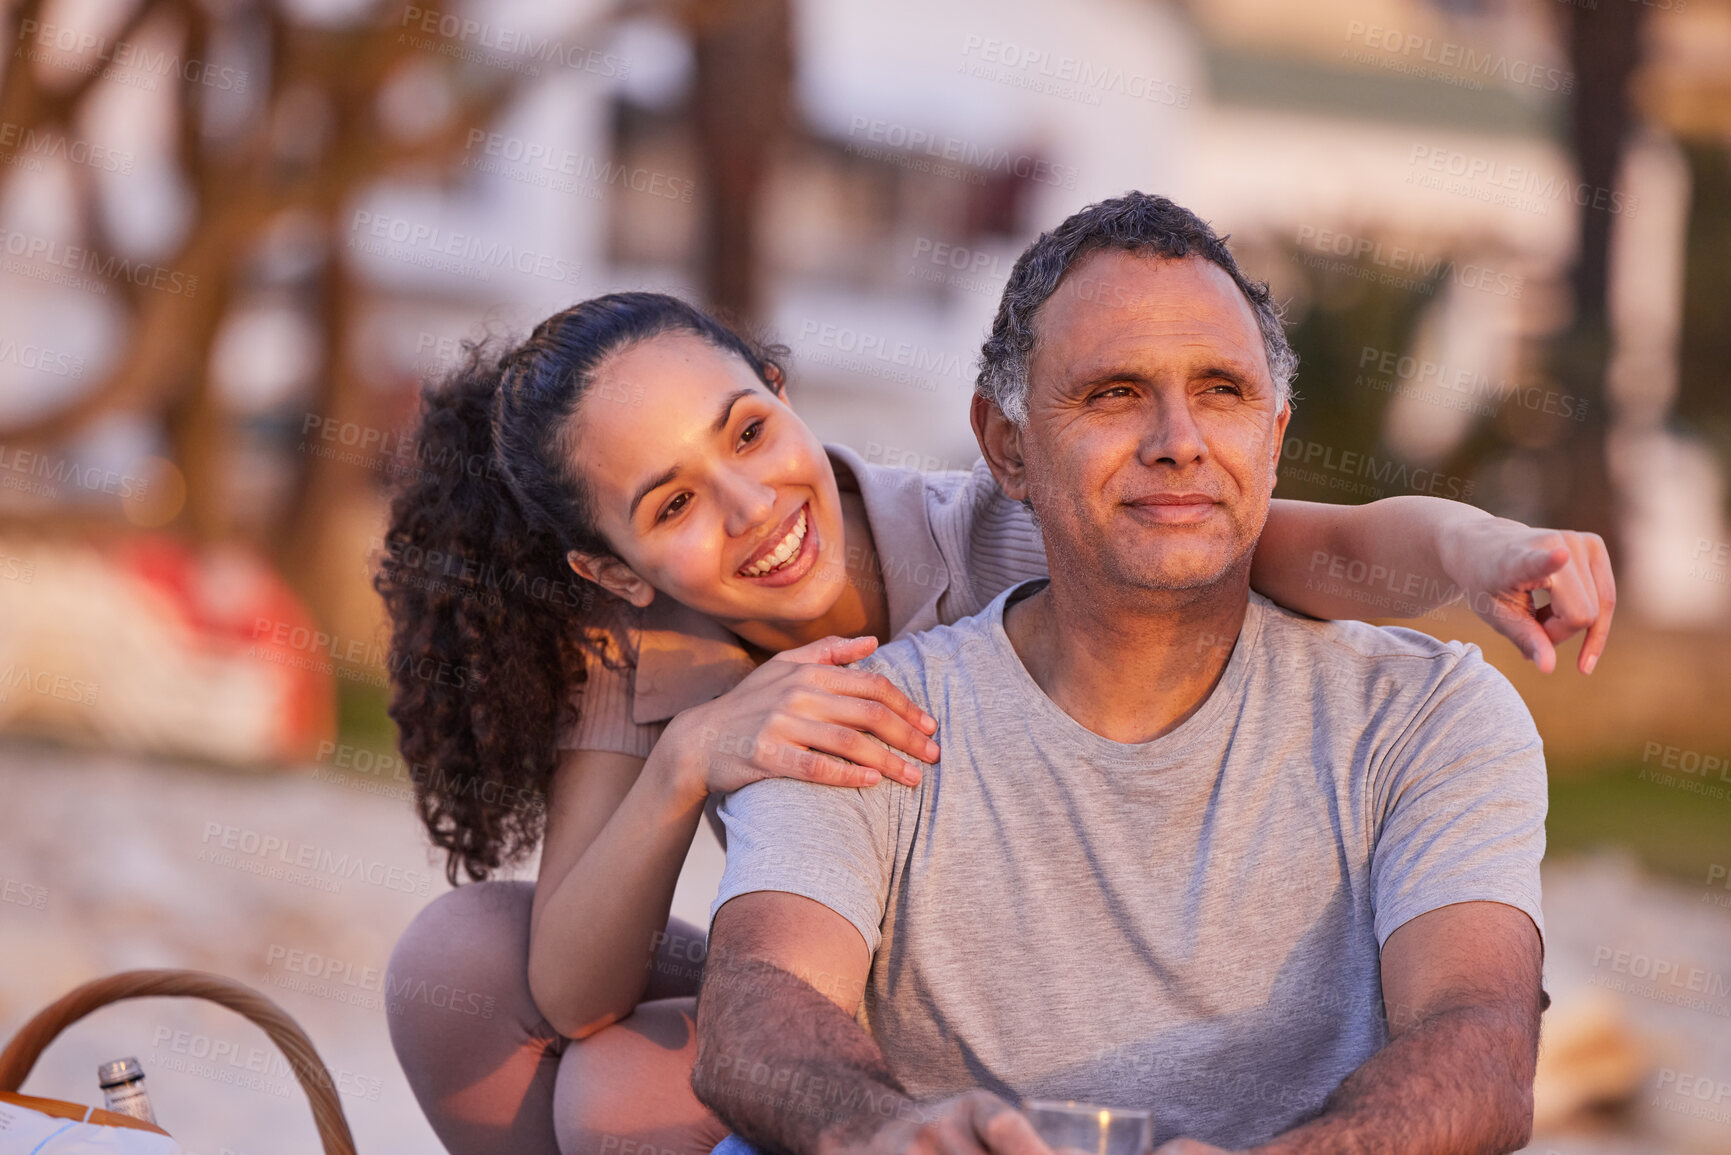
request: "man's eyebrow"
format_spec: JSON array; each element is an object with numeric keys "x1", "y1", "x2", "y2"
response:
[
  {"x1": 1195, "y1": 362, "x2": 1261, "y2": 386},
  {"x1": 1069, "y1": 368, "x2": 1149, "y2": 391},
  {"x1": 627, "y1": 387, "x2": 760, "y2": 520},
  {"x1": 1067, "y1": 360, "x2": 1263, "y2": 391}
]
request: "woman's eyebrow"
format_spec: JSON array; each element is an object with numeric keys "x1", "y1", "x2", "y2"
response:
[
  {"x1": 629, "y1": 465, "x2": 680, "y2": 520},
  {"x1": 709, "y1": 387, "x2": 756, "y2": 435}
]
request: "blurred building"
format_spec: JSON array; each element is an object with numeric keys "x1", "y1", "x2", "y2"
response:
[{"x1": 2, "y1": 0, "x2": 1731, "y2": 763}]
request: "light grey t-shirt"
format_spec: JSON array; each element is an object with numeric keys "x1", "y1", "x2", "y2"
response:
[{"x1": 712, "y1": 580, "x2": 1547, "y2": 1149}]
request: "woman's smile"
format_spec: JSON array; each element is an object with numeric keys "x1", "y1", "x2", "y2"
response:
[{"x1": 736, "y1": 502, "x2": 816, "y2": 583}]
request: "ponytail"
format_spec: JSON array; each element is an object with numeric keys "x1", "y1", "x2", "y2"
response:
[
  {"x1": 374, "y1": 346, "x2": 593, "y2": 884},
  {"x1": 375, "y1": 293, "x2": 787, "y2": 884}
]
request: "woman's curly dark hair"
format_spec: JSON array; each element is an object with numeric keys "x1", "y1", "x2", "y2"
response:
[{"x1": 374, "y1": 292, "x2": 788, "y2": 885}]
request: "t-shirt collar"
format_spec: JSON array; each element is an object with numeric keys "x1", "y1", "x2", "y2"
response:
[
  {"x1": 630, "y1": 442, "x2": 952, "y2": 725},
  {"x1": 982, "y1": 577, "x2": 1267, "y2": 760}
]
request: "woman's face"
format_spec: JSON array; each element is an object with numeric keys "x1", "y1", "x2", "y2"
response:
[{"x1": 567, "y1": 331, "x2": 850, "y2": 630}]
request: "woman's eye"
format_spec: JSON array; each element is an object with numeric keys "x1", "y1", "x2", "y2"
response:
[
  {"x1": 658, "y1": 493, "x2": 689, "y2": 522},
  {"x1": 739, "y1": 418, "x2": 765, "y2": 445}
]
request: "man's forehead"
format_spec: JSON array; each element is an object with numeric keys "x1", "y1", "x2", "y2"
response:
[
  {"x1": 1048, "y1": 249, "x2": 1249, "y2": 318},
  {"x1": 1032, "y1": 251, "x2": 1268, "y2": 373}
]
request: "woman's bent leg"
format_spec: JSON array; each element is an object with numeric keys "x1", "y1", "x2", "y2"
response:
[
  {"x1": 386, "y1": 880, "x2": 565, "y2": 1155},
  {"x1": 552, "y1": 997, "x2": 732, "y2": 1155}
]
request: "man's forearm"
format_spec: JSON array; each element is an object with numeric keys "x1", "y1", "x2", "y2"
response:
[
  {"x1": 692, "y1": 946, "x2": 914, "y2": 1155},
  {"x1": 1251, "y1": 1002, "x2": 1537, "y2": 1155}
]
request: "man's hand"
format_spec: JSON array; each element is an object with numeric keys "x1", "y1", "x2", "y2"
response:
[
  {"x1": 1436, "y1": 519, "x2": 1614, "y2": 674},
  {"x1": 855, "y1": 1091, "x2": 1053, "y2": 1155},
  {"x1": 1154, "y1": 1142, "x2": 1233, "y2": 1155}
]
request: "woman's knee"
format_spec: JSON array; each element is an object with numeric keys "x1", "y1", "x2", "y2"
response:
[
  {"x1": 390, "y1": 879, "x2": 534, "y2": 990},
  {"x1": 386, "y1": 880, "x2": 552, "y2": 1067},
  {"x1": 552, "y1": 998, "x2": 729, "y2": 1155}
]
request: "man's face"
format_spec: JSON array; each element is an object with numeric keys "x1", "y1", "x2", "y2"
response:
[{"x1": 1012, "y1": 250, "x2": 1290, "y2": 593}]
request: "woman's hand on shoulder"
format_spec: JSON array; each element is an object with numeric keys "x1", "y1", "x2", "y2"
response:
[
  {"x1": 1438, "y1": 518, "x2": 1615, "y2": 674},
  {"x1": 661, "y1": 635, "x2": 939, "y2": 798}
]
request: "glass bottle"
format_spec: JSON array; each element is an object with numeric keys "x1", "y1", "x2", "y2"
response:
[{"x1": 96, "y1": 1056, "x2": 157, "y2": 1124}]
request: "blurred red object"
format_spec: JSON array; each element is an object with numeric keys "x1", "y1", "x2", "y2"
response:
[{"x1": 0, "y1": 533, "x2": 335, "y2": 765}]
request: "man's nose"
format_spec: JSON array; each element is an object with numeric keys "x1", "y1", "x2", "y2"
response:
[
  {"x1": 1138, "y1": 392, "x2": 1207, "y2": 467},
  {"x1": 719, "y1": 469, "x2": 778, "y2": 537}
]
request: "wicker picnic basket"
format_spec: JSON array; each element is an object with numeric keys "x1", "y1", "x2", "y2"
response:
[{"x1": 0, "y1": 968, "x2": 357, "y2": 1154}]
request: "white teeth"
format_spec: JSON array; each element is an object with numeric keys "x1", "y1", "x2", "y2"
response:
[{"x1": 741, "y1": 508, "x2": 808, "y2": 577}]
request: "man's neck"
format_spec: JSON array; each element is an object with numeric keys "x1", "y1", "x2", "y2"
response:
[{"x1": 1002, "y1": 567, "x2": 1253, "y2": 745}]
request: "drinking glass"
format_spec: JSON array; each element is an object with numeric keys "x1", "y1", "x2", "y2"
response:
[{"x1": 1021, "y1": 1099, "x2": 1154, "y2": 1155}]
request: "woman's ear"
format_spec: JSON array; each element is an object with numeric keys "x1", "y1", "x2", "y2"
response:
[
  {"x1": 567, "y1": 549, "x2": 655, "y2": 608},
  {"x1": 764, "y1": 361, "x2": 787, "y2": 399}
]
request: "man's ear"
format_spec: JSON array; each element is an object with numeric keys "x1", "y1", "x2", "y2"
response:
[
  {"x1": 1269, "y1": 400, "x2": 1292, "y2": 488},
  {"x1": 567, "y1": 549, "x2": 654, "y2": 608},
  {"x1": 971, "y1": 393, "x2": 1030, "y2": 503}
]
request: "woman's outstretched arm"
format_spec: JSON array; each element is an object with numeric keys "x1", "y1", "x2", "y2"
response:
[{"x1": 1252, "y1": 495, "x2": 1615, "y2": 673}]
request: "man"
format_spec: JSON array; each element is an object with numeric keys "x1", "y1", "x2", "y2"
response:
[{"x1": 689, "y1": 192, "x2": 1549, "y2": 1154}]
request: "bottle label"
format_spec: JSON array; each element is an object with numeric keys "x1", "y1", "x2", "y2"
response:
[{"x1": 101, "y1": 1082, "x2": 156, "y2": 1124}]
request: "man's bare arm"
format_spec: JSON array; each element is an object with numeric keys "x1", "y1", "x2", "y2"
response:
[
  {"x1": 691, "y1": 890, "x2": 907, "y2": 1152},
  {"x1": 692, "y1": 890, "x2": 1048, "y2": 1155},
  {"x1": 1221, "y1": 902, "x2": 1543, "y2": 1155}
]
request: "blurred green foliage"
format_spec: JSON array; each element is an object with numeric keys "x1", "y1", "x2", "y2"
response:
[
  {"x1": 1676, "y1": 139, "x2": 1731, "y2": 516},
  {"x1": 1548, "y1": 759, "x2": 1731, "y2": 883},
  {"x1": 1274, "y1": 253, "x2": 1435, "y2": 506},
  {"x1": 337, "y1": 680, "x2": 397, "y2": 758}
]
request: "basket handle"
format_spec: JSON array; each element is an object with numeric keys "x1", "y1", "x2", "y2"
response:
[{"x1": 0, "y1": 968, "x2": 356, "y2": 1155}]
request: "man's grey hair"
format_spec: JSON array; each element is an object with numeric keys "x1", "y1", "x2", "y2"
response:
[{"x1": 976, "y1": 191, "x2": 1298, "y2": 425}]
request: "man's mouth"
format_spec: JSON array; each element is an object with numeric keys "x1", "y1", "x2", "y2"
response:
[
  {"x1": 1123, "y1": 493, "x2": 1217, "y2": 525},
  {"x1": 738, "y1": 504, "x2": 810, "y2": 578}
]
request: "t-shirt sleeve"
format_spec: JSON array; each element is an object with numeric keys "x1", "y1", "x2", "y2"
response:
[
  {"x1": 710, "y1": 774, "x2": 899, "y2": 954},
  {"x1": 708, "y1": 652, "x2": 907, "y2": 953},
  {"x1": 1368, "y1": 649, "x2": 1548, "y2": 953},
  {"x1": 555, "y1": 608, "x2": 666, "y2": 759}
]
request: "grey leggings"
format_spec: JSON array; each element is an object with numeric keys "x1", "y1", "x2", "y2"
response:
[{"x1": 385, "y1": 880, "x2": 729, "y2": 1155}]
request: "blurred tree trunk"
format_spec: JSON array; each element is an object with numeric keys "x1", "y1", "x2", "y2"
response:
[
  {"x1": 683, "y1": 0, "x2": 793, "y2": 324},
  {"x1": 1551, "y1": 0, "x2": 1648, "y2": 552},
  {"x1": 1673, "y1": 140, "x2": 1731, "y2": 505},
  {"x1": 279, "y1": 215, "x2": 376, "y2": 620},
  {"x1": 0, "y1": 0, "x2": 601, "y2": 613}
]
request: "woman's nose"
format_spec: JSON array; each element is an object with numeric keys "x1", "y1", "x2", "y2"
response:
[{"x1": 720, "y1": 471, "x2": 778, "y2": 538}]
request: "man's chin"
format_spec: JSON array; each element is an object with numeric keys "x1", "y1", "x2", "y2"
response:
[{"x1": 1103, "y1": 548, "x2": 1248, "y2": 594}]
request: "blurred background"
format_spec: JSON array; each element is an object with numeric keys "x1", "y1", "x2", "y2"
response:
[{"x1": 0, "y1": 0, "x2": 1727, "y2": 1151}]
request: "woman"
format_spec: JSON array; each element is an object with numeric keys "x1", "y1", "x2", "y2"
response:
[{"x1": 378, "y1": 292, "x2": 1610, "y2": 1155}]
